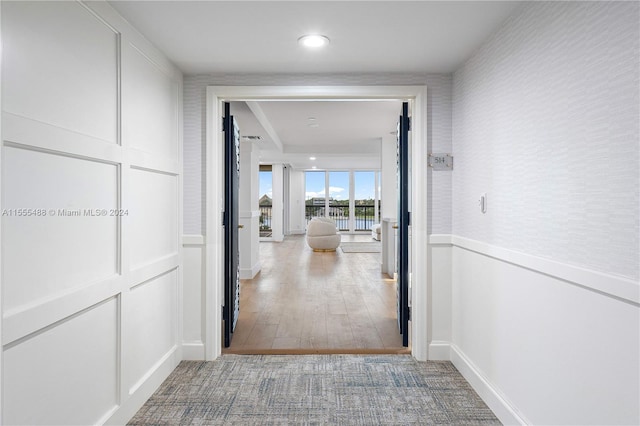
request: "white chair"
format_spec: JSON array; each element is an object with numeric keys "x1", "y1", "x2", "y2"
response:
[
  {"x1": 306, "y1": 217, "x2": 341, "y2": 251},
  {"x1": 371, "y1": 224, "x2": 381, "y2": 241}
]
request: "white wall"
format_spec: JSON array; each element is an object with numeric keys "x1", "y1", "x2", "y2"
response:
[
  {"x1": 183, "y1": 73, "x2": 453, "y2": 236},
  {"x1": 182, "y1": 74, "x2": 452, "y2": 362},
  {"x1": 380, "y1": 138, "x2": 397, "y2": 220},
  {"x1": 238, "y1": 141, "x2": 260, "y2": 278},
  {"x1": 1, "y1": 2, "x2": 183, "y2": 424},
  {"x1": 289, "y1": 169, "x2": 306, "y2": 234},
  {"x1": 271, "y1": 164, "x2": 284, "y2": 242},
  {"x1": 448, "y1": 2, "x2": 640, "y2": 424}
]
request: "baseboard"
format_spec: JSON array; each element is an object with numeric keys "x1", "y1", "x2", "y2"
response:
[
  {"x1": 239, "y1": 261, "x2": 261, "y2": 279},
  {"x1": 222, "y1": 347, "x2": 412, "y2": 355},
  {"x1": 182, "y1": 341, "x2": 206, "y2": 360},
  {"x1": 427, "y1": 341, "x2": 451, "y2": 360},
  {"x1": 450, "y1": 344, "x2": 529, "y2": 426},
  {"x1": 183, "y1": 234, "x2": 205, "y2": 246},
  {"x1": 104, "y1": 345, "x2": 181, "y2": 425}
]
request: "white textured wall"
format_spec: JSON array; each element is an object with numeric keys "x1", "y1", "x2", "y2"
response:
[
  {"x1": 183, "y1": 73, "x2": 452, "y2": 236},
  {"x1": 449, "y1": 2, "x2": 640, "y2": 425},
  {"x1": 452, "y1": 1, "x2": 639, "y2": 281}
]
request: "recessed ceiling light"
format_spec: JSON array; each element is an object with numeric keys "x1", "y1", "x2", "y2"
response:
[
  {"x1": 308, "y1": 123, "x2": 320, "y2": 128},
  {"x1": 309, "y1": 156, "x2": 316, "y2": 160},
  {"x1": 308, "y1": 117, "x2": 316, "y2": 121},
  {"x1": 312, "y1": 166, "x2": 317, "y2": 169},
  {"x1": 298, "y1": 34, "x2": 330, "y2": 48}
]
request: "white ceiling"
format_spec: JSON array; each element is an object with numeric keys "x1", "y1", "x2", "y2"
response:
[
  {"x1": 231, "y1": 100, "x2": 401, "y2": 169},
  {"x1": 109, "y1": 1, "x2": 521, "y2": 170},
  {"x1": 109, "y1": 1, "x2": 520, "y2": 75}
]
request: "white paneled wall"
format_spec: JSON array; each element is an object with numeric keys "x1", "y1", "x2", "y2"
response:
[
  {"x1": 182, "y1": 236, "x2": 205, "y2": 360},
  {"x1": 1, "y1": 2, "x2": 182, "y2": 424}
]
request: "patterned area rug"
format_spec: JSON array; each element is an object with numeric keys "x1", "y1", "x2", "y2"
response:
[
  {"x1": 129, "y1": 355, "x2": 500, "y2": 425},
  {"x1": 340, "y1": 242, "x2": 381, "y2": 253}
]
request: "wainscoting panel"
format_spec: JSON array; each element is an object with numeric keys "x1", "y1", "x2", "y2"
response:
[
  {"x1": 427, "y1": 241, "x2": 452, "y2": 360},
  {"x1": 129, "y1": 168, "x2": 178, "y2": 269},
  {"x1": 446, "y1": 237, "x2": 640, "y2": 425},
  {"x1": 125, "y1": 271, "x2": 178, "y2": 394},
  {"x1": 2, "y1": 1, "x2": 118, "y2": 144},
  {"x1": 2, "y1": 145, "x2": 118, "y2": 312},
  {"x1": 1, "y1": 1, "x2": 183, "y2": 424},
  {"x1": 122, "y1": 42, "x2": 178, "y2": 159},
  {"x1": 3, "y1": 297, "x2": 119, "y2": 426},
  {"x1": 182, "y1": 236, "x2": 205, "y2": 360}
]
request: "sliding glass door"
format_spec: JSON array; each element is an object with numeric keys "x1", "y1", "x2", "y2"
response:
[
  {"x1": 354, "y1": 171, "x2": 376, "y2": 231},
  {"x1": 305, "y1": 171, "x2": 325, "y2": 225},
  {"x1": 329, "y1": 171, "x2": 349, "y2": 231},
  {"x1": 305, "y1": 170, "x2": 379, "y2": 233}
]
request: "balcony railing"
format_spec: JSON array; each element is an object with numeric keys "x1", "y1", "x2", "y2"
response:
[
  {"x1": 259, "y1": 205, "x2": 272, "y2": 237},
  {"x1": 329, "y1": 204, "x2": 349, "y2": 231},
  {"x1": 354, "y1": 204, "x2": 376, "y2": 231},
  {"x1": 305, "y1": 204, "x2": 378, "y2": 231}
]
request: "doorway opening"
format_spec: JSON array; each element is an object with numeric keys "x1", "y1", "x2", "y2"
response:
[
  {"x1": 205, "y1": 86, "x2": 429, "y2": 361},
  {"x1": 259, "y1": 165, "x2": 273, "y2": 238}
]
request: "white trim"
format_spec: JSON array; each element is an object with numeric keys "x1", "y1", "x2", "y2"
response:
[
  {"x1": 409, "y1": 87, "x2": 428, "y2": 361},
  {"x1": 430, "y1": 234, "x2": 639, "y2": 304},
  {"x1": 239, "y1": 210, "x2": 260, "y2": 219},
  {"x1": 181, "y1": 341, "x2": 205, "y2": 360},
  {"x1": 104, "y1": 345, "x2": 181, "y2": 426},
  {"x1": 206, "y1": 85, "x2": 428, "y2": 361},
  {"x1": 427, "y1": 341, "x2": 451, "y2": 361},
  {"x1": 450, "y1": 344, "x2": 529, "y2": 426},
  {"x1": 182, "y1": 234, "x2": 205, "y2": 246},
  {"x1": 427, "y1": 234, "x2": 453, "y2": 245},
  {"x1": 0, "y1": 3, "x2": 4, "y2": 415},
  {"x1": 239, "y1": 262, "x2": 262, "y2": 280},
  {"x1": 204, "y1": 86, "x2": 222, "y2": 360}
]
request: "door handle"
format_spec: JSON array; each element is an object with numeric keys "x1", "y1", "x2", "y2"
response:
[
  {"x1": 392, "y1": 224, "x2": 398, "y2": 229},
  {"x1": 238, "y1": 225, "x2": 244, "y2": 229}
]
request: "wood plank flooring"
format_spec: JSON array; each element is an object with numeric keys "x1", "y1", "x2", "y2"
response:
[{"x1": 224, "y1": 234, "x2": 408, "y2": 354}]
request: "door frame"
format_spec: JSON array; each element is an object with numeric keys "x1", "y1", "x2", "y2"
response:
[{"x1": 205, "y1": 85, "x2": 429, "y2": 360}]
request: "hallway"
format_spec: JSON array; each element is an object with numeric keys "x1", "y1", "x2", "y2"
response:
[{"x1": 225, "y1": 234, "x2": 406, "y2": 353}]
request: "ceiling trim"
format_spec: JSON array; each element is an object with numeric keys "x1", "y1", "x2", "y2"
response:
[{"x1": 211, "y1": 85, "x2": 422, "y2": 101}]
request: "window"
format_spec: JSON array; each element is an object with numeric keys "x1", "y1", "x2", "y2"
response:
[{"x1": 259, "y1": 165, "x2": 272, "y2": 237}]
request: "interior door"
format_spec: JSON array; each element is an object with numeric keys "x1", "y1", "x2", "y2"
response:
[
  {"x1": 397, "y1": 102, "x2": 410, "y2": 347},
  {"x1": 223, "y1": 102, "x2": 240, "y2": 347}
]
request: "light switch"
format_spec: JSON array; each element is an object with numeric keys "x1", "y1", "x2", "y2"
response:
[{"x1": 479, "y1": 193, "x2": 487, "y2": 213}]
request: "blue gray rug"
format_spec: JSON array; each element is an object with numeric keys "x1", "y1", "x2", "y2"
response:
[{"x1": 129, "y1": 355, "x2": 500, "y2": 425}]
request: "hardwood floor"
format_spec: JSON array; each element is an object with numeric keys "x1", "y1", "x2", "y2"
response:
[{"x1": 223, "y1": 234, "x2": 408, "y2": 354}]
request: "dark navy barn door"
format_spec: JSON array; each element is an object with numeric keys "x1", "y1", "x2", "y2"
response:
[
  {"x1": 223, "y1": 102, "x2": 240, "y2": 347},
  {"x1": 397, "y1": 102, "x2": 410, "y2": 347}
]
